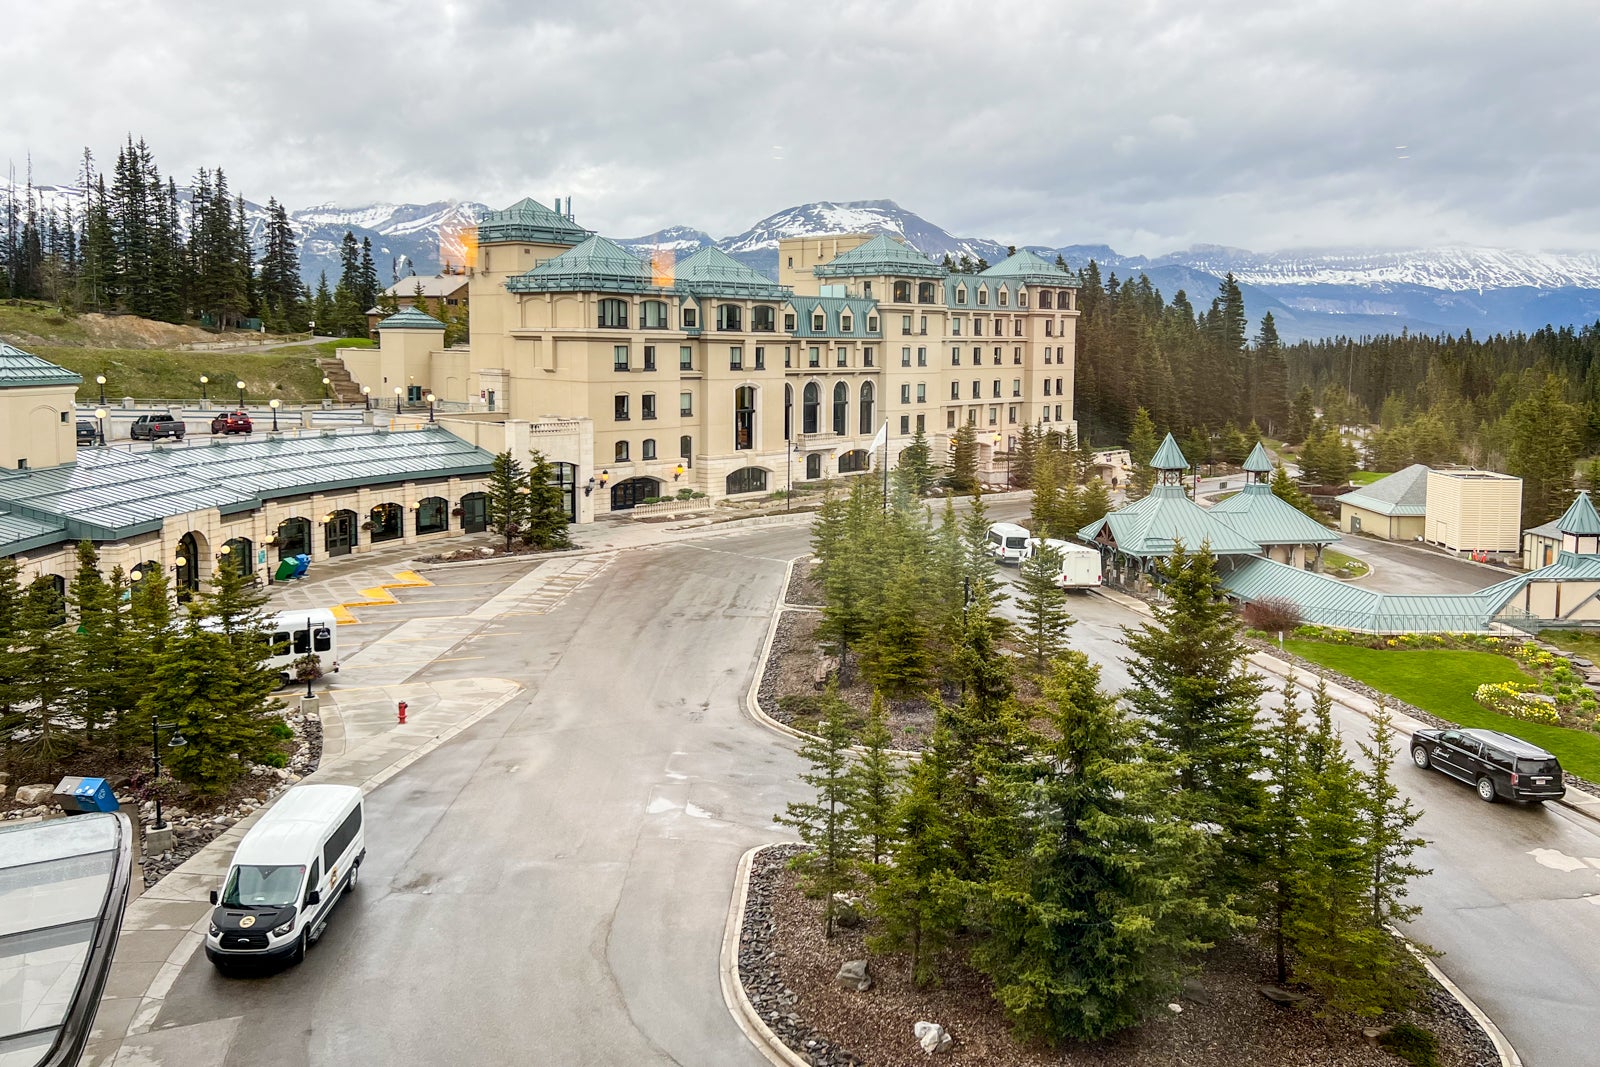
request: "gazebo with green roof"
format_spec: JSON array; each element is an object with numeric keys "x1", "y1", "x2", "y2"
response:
[{"x1": 1209, "y1": 441, "x2": 1340, "y2": 569}]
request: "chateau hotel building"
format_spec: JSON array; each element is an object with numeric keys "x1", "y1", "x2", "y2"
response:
[{"x1": 348, "y1": 197, "x2": 1079, "y2": 513}]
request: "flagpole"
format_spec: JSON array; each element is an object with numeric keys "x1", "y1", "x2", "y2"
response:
[{"x1": 880, "y1": 419, "x2": 890, "y2": 508}]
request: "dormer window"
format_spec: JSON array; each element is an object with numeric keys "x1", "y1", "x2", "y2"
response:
[
  {"x1": 867, "y1": 316, "x2": 878, "y2": 332},
  {"x1": 784, "y1": 312, "x2": 796, "y2": 331},
  {"x1": 841, "y1": 314, "x2": 853, "y2": 332},
  {"x1": 998, "y1": 289, "x2": 1009, "y2": 307},
  {"x1": 1018, "y1": 291, "x2": 1027, "y2": 307},
  {"x1": 813, "y1": 312, "x2": 826, "y2": 331},
  {"x1": 683, "y1": 306, "x2": 698, "y2": 329},
  {"x1": 977, "y1": 287, "x2": 989, "y2": 306},
  {"x1": 956, "y1": 287, "x2": 967, "y2": 305}
]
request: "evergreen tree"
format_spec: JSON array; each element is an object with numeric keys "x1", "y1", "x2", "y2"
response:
[
  {"x1": 1258, "y1": 675, "x2": 1309, "y2": 984},
  {"x1": 1124, "y1": 542, "x2": 1267, "y2": 897},
  {"x1": 1270, "y1": 463, "x2": 1323, "y2": 521},
  {"x1": 774, "y1": 690, "x2": 861, "y2": 937},
  {"x1": 859, "y1": 552, "x2": 935, "y2": 698},
  {"x1": 358, "y1": 237, "x2": 381, "y2": 312},
  {"x1": 485, "y1": 451, "x2": 530, "y2": 549},
  {"x1": 310, "y1": 271, "x2": 335, "y2": 330},
  {"x1": 1029, "y1": 444, "x2": 1063, "y2": 537},
  {"x1": 1254, "y1": 312, "x2": 1289, "y2": 434},
  {"x1": 973, "y1": 653, "x2": 1221, "y2": 1042},
  {"x1": 892, "y1": 426, "x2": 937, "y2": 498},
  {"x1": 1078, "y1": 477, "x2": 1111, "y2": 532},
  {"x1": 1503, "y1": 372, "x2": 1582, "y2": 527},
  {"x1": 1127, "y1": 407, "x2": 1158, "y2": 500},
  {"x1": 1353, "y1": 704, "x2": 1430, "y2": 1005},
  {"x1": 68, "y1": 542, "x2": 132, "y2": 743},
  {"x1": 816, "y1": 481, "x2": 884, "y2": 681},
  {"x1": 1014, "y1": 544, "x2": 1073, "y2": 669},
  {"x1": 947, "y1": 423, "x2": 979, "y2": 494},
  {"x1": 1011, "y1": 423, "x2": 1040, "y2": 489},
  {"x1": 0, "y1": 557, "x2": 24, "y2": 721},
  {"x1": 521, "y1": 449, "x2": 573, "y2": 550},
  {"x1": 1288, "y1": 386, "x2": 1316, "y2": 446},
  {"x1": 1300, "y1": 425, "x2": 1357, "y2": 486},
  {"x1": 846, "y1": 692, "x2": 902, "y2": 877}
]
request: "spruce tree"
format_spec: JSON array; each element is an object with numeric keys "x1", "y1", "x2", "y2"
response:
[
  {"x1": 816, "y1": 480, "x2": 884, "y2": 681},
  {"x1": 1271, "y1": 462, "x2": 1323, "y2": 520},
  {"x1": 1078, "y1": 477, "x2": 1111, "y2": 534},
  {"x1": 1353, "y1": 704, "x2": 1429, "y2": 1006},
  {"x1": 973, "y1": 653, "x2": 1221, "y2": 1042},
  {"x1": 1259, "y1": 675, "x2": 1309, "y2": 984},
  {"x1": 521, "y1": 449, "x2": 573, "y2": 550},
  {"x1": 1127, "y1": 407, "x2": 1158, "y2": 500},
  {"x1": 68, "y1": 542, "x2": 129, "y2": 742},
  {"x1": 1011, "y1": 423, "x2": 1040, "y2": 489},
  {"x1": 846, "y1": 692, "x2": 902, "y2": 877},
  {"x1": 1029, "y1": 445, "x2": 1062, "y2": 537},
  {"x1": 947, "y1": 423, "x2": 979, "y2": 494},
  {"x1": 893, "y1": 426, "x2": 938, "y2": 498},
  {"x1": 0, "y1": 557, "x2": 23, "y2": 721},
  {"x1": 1015, "y1": 544, "x2": 1072, "y2": 669},
  {"x1": 774, "y1": 690, "x2": 861, "y2": 937},
  {"x1": 1288, "y1": 386, "x2": 1316, "y2": 446},
  {"x1": 859, "y1": 554, "x2": 935, "y2": 698},
  {"x1": 5, "y1": 576, "x2": 78, "y2": 770},
  {"x1": 485, "y1": 450, "x2": 530, "y2": 549},
  {"x1": 1124, "y1": 541, "x2": 1267, "y2": 896}
]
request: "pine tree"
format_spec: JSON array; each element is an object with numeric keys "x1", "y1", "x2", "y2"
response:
[
  {"x1": 68, "y1": 542, "x2": 131, "y2": 743},
  {"x1": 1271, "y1": 463, "x2": 1323, "y2": 521},
  {"x1": 0, "y1": 557, "x2": 24, "y2": 721},
  {"x1": 311, "y1": 271, "x2": 335, "y2": 330},
  {"x1": 1029, "y1": 445, "x2": 1063, "y2": 536},
  {"x1": 4, "y1": 575, "x2": 78, "y2": 770},
  {"x1": 1288, "y1": 385, "x2": 1316, "y2": 446},
  {"x1": 1127, "y1": 407, "x2": 1158, "y2": 500},
  {"x1": 972, "y1": 653, "x2": 1221, "y2": 1042},
  {"x1": 846, "y1": 692, "x2": 902, "y2": 878},
  {"x1": 1258, "y1": 675, "x2": 1308, "y2": 984},
  {"x1": 774, "y1": 690, "x2": 861, "y2": 937},
  {"x1": 521, "y1": 449, "x2": 573, "y2": 550},
  {"x1": 1015, "y1": 544, "x2": 1073, "y2": 669},
  {"x1": 1078, "y1": 478, "x2": 1111, "y2": 534},
  {"x1": 1011, "y1": 423, "x2": 1040, "y2": 489},
  {"x1": 1254, "y1": 312, "x2": 1289, "y2": 434},
  {"x1": 1124, "y1": 542, "x2": 1267, "y2": 896},
  {"x1": 358, "y1": 237, "x2": 381, "y2": 313},
  {"x1": 485, "y1": 451, "x2": 530, "y2": 549},
  {"x1": 947, "y1": 423, "x2": 979, "y2": 494},
  {"x1": 892, "y1": 426, "x2": 937, "y2": 498},
  {"x1": 859, "y1": 553, "x2": 935, "y2": 698},
  {"x1": 1503, "y1": 372, "x2": 1583, "y2": 527},
  {"x1": 1352, "y1": 704, "x2": 1429, "y2": 1007}
]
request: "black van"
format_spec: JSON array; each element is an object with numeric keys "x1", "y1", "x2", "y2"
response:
[{"x1": 1410, "y1": 727, "x2": 1565, "y2": 803}]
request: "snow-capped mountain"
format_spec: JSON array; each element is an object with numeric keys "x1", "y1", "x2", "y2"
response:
[
  {"x1": 1146, "y1": 245, "x2": 1600, "y2": 293},
  {"x1": 712, "y1": 199, "x2": 1011, "y2": 275}
]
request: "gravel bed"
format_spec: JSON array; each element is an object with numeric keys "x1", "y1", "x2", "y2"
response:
[{"x1": 739, "y1": 844, "x2": 1500, "y2": 1067}]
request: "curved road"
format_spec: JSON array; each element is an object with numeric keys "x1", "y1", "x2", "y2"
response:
[{"x1": 152, "y1": 517, "x2": 1600, "y2": 1066}]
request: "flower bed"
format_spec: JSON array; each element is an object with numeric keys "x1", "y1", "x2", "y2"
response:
[{"x1": 1473, "y1": 681, "x2": 1562, "y2": 725}]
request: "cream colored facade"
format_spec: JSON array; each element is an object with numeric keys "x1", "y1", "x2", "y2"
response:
[
  {"x1": 1341, "y1": 504, "x2": 1425, "y2": 542},
  {"x1": 1424, "y1": 468, "x2": 1522, "y2": 553},
  {"x1": 2, "y1": 380, "x2": 78, "y2": 471},
  {"x1": 343, "y1": 199, "x2": 1081, "y2": 515}
]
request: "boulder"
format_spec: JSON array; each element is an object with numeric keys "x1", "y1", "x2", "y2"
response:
[
  {"x1": 914, "y1": 1021, "x2": 953, "y2": 1055},
  {"x1": 836, "y1": 959, "x2": 872, "y2": 992},
  {"x1": 832, "y1": 893, "x2": 863, "y2": 929},
  {"x1": 1258, "y1": 984, "x2": 1308, "y2": 1006},
  {"x1": 14, "y1": 784, "x2": 54, "y2": 805}
]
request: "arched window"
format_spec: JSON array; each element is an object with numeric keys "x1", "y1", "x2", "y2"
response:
[
  {"x1": 680, "y1": 435, "x2": 692, "y2": 461},
  {"x1": 752, "y1": 305, "x2": 776, "y2": 331},
  {"x1": 643, "y1": 438, "x2": 657, "y2": 460},
  {"x1": 598, "y1": 298, "x2": 628, "y2": 328},
  {"x1": 805, "y1": 453, "x2": 823, "y2": 479},
  {"x1": 641, "y1": 300, "x2": 668, "y2": 329},
  {"x1": 615, "y1": 440, "x2": 630, "y2": 462},
  {"x1": 325, "y1": 508, "x2": 358, "y2": 556},
  {"x1": 802, "y1": 382, "x2": 819, "y2": 435},
  {"x1": 892, "y1": 281, "x2": 910, "y2": 302},
  {"x1": 858, "y1": 381, "x2": 875, "y2": 435},
  {"x1": 221, "y1": 537, "x2": 253, "y2": 577},
  {"x1": 838, "y1": 449, "x2": 870, "y2": 473},
  {"x1": 176, "y1": 532, "x2": 203, "y2": 598},
  {"x1": 275, "y1": 517, "x2": 311, "y2": 561},
  {"x1": 725, "y1": 467, "x2": 769, "y2": 495},
  {"x1": 784, "y1": 383, "x2": 794, "y2": 440},
  {"x1": 459, "y1": 492, "x2": 488, "y2": 532},
  {"x1": 1039, "y1": 290, "x2": 1053, "y2": 309},
  {"x1": 917, "y1": 282, "x2": 935, "y2": 303},
  {"x1": 369, "y1": 503, "x2": 403, "y2": 543},
  {"x1": 416, "y1": 496, "x2": 449, "y2": 534},
  {"x1": 832, "y1": 382, "x2": 847, "y2": 435},
  {"x1": 734, "y1": 385, "x2": 756, "y2": 451},
  {"x1": 717, "y1": 304, "x2": 743, "y2": 331}
]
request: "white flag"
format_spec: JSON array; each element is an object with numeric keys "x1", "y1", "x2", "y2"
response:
[{"x1": 870, "y1": 420, "x2": 888, "y2": 453}]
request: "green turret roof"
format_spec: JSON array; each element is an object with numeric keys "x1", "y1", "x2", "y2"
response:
[
  {"x1": 505, "y1": 235, "x2": 662, "y2": 294},
  {"x1": 1557, "y1": 491, "x2": 1600, "y2": 537},
  {"x1": 1078, "y1": 484, "x2": 1262, "y2": 558},
  {"x1": 1150, "y1": 433, "x2": 1188, "y2": 471},
  {"x1": 376, "y1": 307, "x2": 446, "y2": 331},
  {"x1": 675, "y1": 246, "x2": 792, "y2": 299},
  {"x1": 1242, "y1": 441, "x2": 1274, "y2": 474},
  {"x1": 1210, "y1": 484, "x2": 1341, "y2": 546},
  {"x1": 476, "y1": 197, "x2": 592, "y2": 247},
  {"x1": 0, "y1": 342, "x2": 83, "y2": 388},
  {"x1": 812, "y1": 235, "x2": 947, "y2": 279},
  {"x1": 979, "y1": 249, "x2": 1079, "y2": 287}
]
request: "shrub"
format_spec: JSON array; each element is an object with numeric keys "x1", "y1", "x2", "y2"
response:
[
  {"x1": 1378, "y1": 1021, "x2": 1440, "y2": 1067},
  {"x1": 1474, "y1": 682, "x2": 1562, "y2": 725},
  {"x1": 1241, "y1": 596, "x2": 1301, "y2": 633}
]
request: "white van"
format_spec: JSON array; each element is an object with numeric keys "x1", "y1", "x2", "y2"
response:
[
  {"x1": 206, "y1": 784, "x2": 365, "y2": 969},
  {"x1": 1023, "y1": 537, "x2": 1104, "y2": 589},
  {"x1": 986, "y1": 522, "x2": 1032, "y2": 565},
  {"x1": 265, "y1": 609, "x2": 339, "y2": 687}
]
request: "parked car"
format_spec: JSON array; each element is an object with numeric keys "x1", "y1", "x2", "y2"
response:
[
  {"x1": 76, "y1": 419, "x2": 99, "y2": 445},
  {"x1": 129, "y1": 413, "x2": 186, "y2": 441},
  {"x1": 1410, "y1": 727, "x2": 1565, "y2": 803},
  {"x1": 211, "y1": 410, "x2": 253, "y2": 435}
]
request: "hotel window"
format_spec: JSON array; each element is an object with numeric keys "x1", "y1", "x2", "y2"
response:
[
  {"x1": 918, "y1": 282, "x2": 935, "y2": 303},
  {"x1": 999, "y1": 289, "x2": 1009, "y2": 307},
  {"x1": 859, "y1": 382, "x2": 874, "y2": 433},
  {"x1": 784, "y1": 312, "x2": 796, "y2": 331},
  {"x1": 1055, "y1": 404, "x2": 1062, "y2": 421},
  {"x1": 730, "y1": 346, "x2": 743, "y2": 370},
  {"x1": 832, "y1": 382, "x2": 847, "y2": 435},
  {"x1": 900, "y1": 415, "x2": 911, "y2": 435},
  {"x1": 1044, "y1": 349, "x2": 1052, "y2": 365},
  {"x1": 803, "y1": 382, "x2": 820, "y2": 434},
  {"x1": 916, "y1": 383, "x2": 926, "y2": 403},
  {"x1": 841, "y1": 314, "x2": 852, "y2": 332},
  {"x1": 809, "y1": 346, "x2": 821, "y2": 368},
  {"x1": 1040, "y1": 290, "x2": 1054, "y2": 309},
  {"x1": 989, "y1": 406, "x2": 999, "y2": 425},
  {"x1": 1045, "y1": 320, "x2": 1054, "y2": 337},
  {"x1": 615, "y1": 440, "x2": 630, "y2": 461},
  {"x1": 1042, "y1": 406, "x2": 1050, "y2": 422},
  {"x1": 837, "y1": 347, "x2": 848, "y2": 367},
  {"x1": 951, "y1": 348, "x2": 961, "y2": 366},
  {"x1": 947, "y1": 410, "x2": 956, "y2": 429},
  {"x1": 951, "y1": 317, "x2": 962, "y2": 336},
  {"x1": 613, "y1": 346, "x2": 629, "y2": 372},
  {"x1": 863, "y1": 346, "x2": 874, "y2": 367},
  {"x1": 950, "y1": 382, "x2": 960, "y2": 400},
  {"x1": 867, "y1": 316, "x2": 878, "y2": 332},
  {"x1": 977, "y1": 287, "x2": 988, "y2": 306},
  {"x1": 1014, "y1": 320, "x2": 1023, "y2": 337},
  {"x1": 1056, "y1": 346, "x2": 1064, "y2": 361},
  {"x1": 972, "y1": 346, "x2": 981, "y2": 364},
  {"x1": 752, "y1": 305, "x2": 775, "y2": 331},
  {"x1": 813, "y1": 312, "x2": 826, "y2": 331},
  {"x1": 755, "y1": 346, "x2": 766, "y2": 370},
  {"x1": 643, "y1": 438, "x2": 657, "y2": 460},
  {"x1": 901, "y1": 314, "x2": 913, "y2": 335},
  {"x1": 680, "y1": 391, "x2": 693, "y2": 416},
  {"x1": 642, "y1": 300, "x2": 668, "y2": 329},
  {"x1": 974, "y1": 318, "x2": 983, "y2": 337},
  {"x1": 916, "y1": 347, "x2": 927, "y2": 366},
  {"x1": 1012, "y1": 379, "x2": 1021, "y2": 396},
  {"x1": 679, "y1": 345, "x2": 694, "y2": 371},
  {"x1": 901, "y1": 347, "x2": 911, "y2": 367},
  {"x1": 1045, "y1": 379, "x2": 1052, "y2": 396},
  {"x1": 901, "y1": 383, "x2": 911, "y2": 404},
  {"x1": 1018, "y1": 290, "x2": 1028, "y2": 307},
  {"x1": 893, "y1": 280, "x2": 910, "y2": 302},
  {"x1": 992, "y1": 380, "x2": 1001, "y2": 398},
  {"x1": 614, "y1": 394, "x2": 630, "y2": 421},
  {"x1": 643, "y1": 346, "x2": 657, "y2": 371},
  {"x1": 916, "y1": 414, "x2": 925, "y2": 432},
  {"x1": 680, "y1": 435, "x2": 692, "y2": 460},
  {"x1": 784, "y1": 346, "x2": 793, "y2": 368},
  {"x1": 919, "y1": 315, "x2": 927, "y2": 334},
  {"x1": 1014, "y1": 347, "x2": 1022, "y2": 364},
  {"x1": 642, "y1": 393, "x2": 657, "y2": 420},
  {"x1": 598, "y1": 298, "x2": 628, "y2": 328},
  {"x1": 682, "y1": 305, "x2": 698, "y2": 329},
  {"x1": 956, "y1": 287, "x2": 967, "y2": 305},
  {"x1": 863, "y1": 282, "x2": 872, "y2": 297},
  {"x1": 1056, "y1": 377, "x2": 1063, "y2": 394},
  {"x1": 736, "y1": 386, "x2": 757, "y2": 450},
  {"x1": 971, "y1": 380, "x2": 980, "y2": 399},
  {"x1": 993, "y1": 347, "x2": 1002, "y2": 365},
  {"x1": 717, "y1": 304, "x2": 743, "y2": 331},
  {"x1": 1009, "y1": 405, "x2": 1018, "y2": 424}
]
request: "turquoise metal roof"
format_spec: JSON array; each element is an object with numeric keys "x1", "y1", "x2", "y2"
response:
[
  {"x1": 505, "y1": 235, "x2": 663, "y2": 294},
  {"x1": 785, "y1": 296, "x2": 882, "y2": 339},
  {"x1": 812, "y1": 235, "x2": 947, "y2": 279},
  {"x1": 476, "y1": 197, "x2": 591, "y2": 246},
  {"x1": 0, "y1": 342, "x2": 83, "y2": 388},
  {"x1": 943, "y1": 275, "x2": 1017, "y2": 305},
  {"x1": 978, "y1": 249, "x2": 1079, "y2": 287},
  {"x1": 1079, "y1": 484, "x2": 1262, "y2": 557},
  {"x1": 0, "y1": 427, "x2": 495, "y2": 547},
  {"x1": 376, "y1": 306, "x2": 446, "y2": 331},
  {"x1": 1219, "y1": 556, "x2": 1500, "y2": 633},
  {"x1": 1336, "y1": 463, "x2": 1429, "y2": 516},
  {"x1": 0, "y1": 509, "x2": 69, "y2": 555},
  {"x1": 674, "y1": 247, "x2": 792, "y2": 299},
  {"x1": 1209, "y1": 484, "x2": 1341, "y2": 546},
  {"x1": 1242, "y1": 442, "x2": 1273, "y2": 474},
  {"x1": 1556, "y1": 491, "x2": 1600, "y2": 536},
  {"x1": 1150, "y1": 433, "x2": 1188, "y2": 471}
]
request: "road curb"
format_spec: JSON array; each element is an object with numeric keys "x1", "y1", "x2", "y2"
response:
[
  {"x1": 720, "y1": 845, "x2": 811, "y2": 1067},
  {"x1": 1406, "y1": 939, "x2": 1524, "y2": 1067},
  {"x1": 743, "y1": 558, "x2": 823, "y2": 746}
]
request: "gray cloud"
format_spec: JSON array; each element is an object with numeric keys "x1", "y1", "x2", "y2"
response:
[{"x1": 3, "y1": 0, "x2": 1597, "y2": 255}]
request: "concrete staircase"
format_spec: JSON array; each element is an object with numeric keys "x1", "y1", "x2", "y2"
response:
[{"x1": 317, "y1": 357, "x2": 367, "y2": 405}]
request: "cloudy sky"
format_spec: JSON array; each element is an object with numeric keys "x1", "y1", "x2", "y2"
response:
[{"x1": 3, "y1": 0, "x2": 1597, "y2": 256}]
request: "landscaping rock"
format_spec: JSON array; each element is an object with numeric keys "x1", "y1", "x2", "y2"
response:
[
  {"x1": 914, "y1": 1021, "x2": 953, "y2": 1054},
  {"x1": 836, "y1": 960, "x2": 872, "y2": 992},
  {"x1": 1258, "y1": 984, "x2": 1308, "y2": 1006},
  {"x1": 14, "y1": 784, "x2": 53, "y2": 805}
]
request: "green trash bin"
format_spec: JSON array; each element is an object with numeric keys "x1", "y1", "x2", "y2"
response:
[{"x1": 274, "y1": 558, "x2": 298, "y2": 581}]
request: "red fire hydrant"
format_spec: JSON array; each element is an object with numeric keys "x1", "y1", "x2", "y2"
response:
[{"x1": 397, "y1": 701, "x2": 408, "y2": 725}]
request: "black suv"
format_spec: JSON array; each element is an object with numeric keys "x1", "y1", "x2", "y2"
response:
[
  {"x1": 1411, "y1": 727, "x2": 1565, "y2": 803},
  {"x1": 129, "y1": 413, "x2": 186, "y2": 441},
  {"x1": 76, "y1": 419, "x2": 98, "y2": 445}
]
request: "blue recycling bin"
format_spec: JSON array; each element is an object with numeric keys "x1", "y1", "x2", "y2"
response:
[
  {"x1": 291, "y1": 553, "x2": 311, "y2": 578},
  {"x1": 61, "y1": 776, "x2": 119, "y2": 813}
]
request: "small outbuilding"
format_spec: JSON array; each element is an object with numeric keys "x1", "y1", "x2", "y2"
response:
[
  {"x1": 1336, "y1": 464, "x2": 1429, "y2": 541},
  {"x1": 1424, "y1": 467, "x2": 1522, "y2": 554}
]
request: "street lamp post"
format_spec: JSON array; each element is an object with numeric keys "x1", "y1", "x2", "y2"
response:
[
  {"x1": 236, "y1": 380, "x2": 246, "y2": 406},
  {"x1": 321, "y1": 376, "x2": 331, "y2": 399},
  {"x1": 96, "y1": 374, "x2": 106, "y2": 406},
  {"x1": 150, "y1": 717, "x2": 187, "y2": 831},
  {"x1": 269, "y1": 398, "x2": 280, "y2": 431},
  {"x1": 426, "y1": 393, "x2": 436, "y2": 423},
  {"x1": 199, "y1": 375, "x2": 208, "y2": 403},
  {"x1": 786, "y1": 439, "x2": 796, "y2": 512},
  {"x1": 362, "y1": 385, "x2": 371, "y2": 410},
  {"x1": 95, "y1": 406, "x2": 108, "y2": 446},
  {"x1": 394, "y1": 387, "x2": 402, "y2": 413}
]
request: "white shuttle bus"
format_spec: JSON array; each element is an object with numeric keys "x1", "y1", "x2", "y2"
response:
[
  {"x1": 1023, "y1": 537, "x2": 1104, "y2": 589},
  {"x1": 264, "y1": 609, "x2": 339, "y2": 687},
  {"x1": 986, "y1": 522, "x2": 1032, "y2": 565},
  {"x1": 206, "y1": 783, "x2": 365, "y2": 969}
]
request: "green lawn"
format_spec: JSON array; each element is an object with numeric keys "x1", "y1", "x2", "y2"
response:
[
  {"x1": 40, "y1": 346, "x2": 331, "y2": 405},
  {"x1": 1536, "y1": 630, "x2": 1600, "y2": 660},
  {"x1": 1322, "y1": 548, "x2": 1371, "y2": 578},
  {"x1": 1285, "y1": 641, "x2": 1600, "y2": 781},
  {"x1": 1348, "y1": 470, "x2": 1386, "y2": 486}
]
